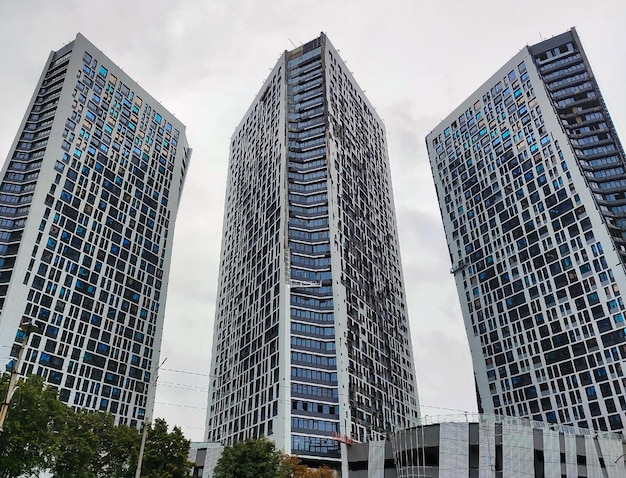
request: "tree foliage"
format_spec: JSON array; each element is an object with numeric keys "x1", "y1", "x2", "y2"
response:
[
  {"x1": 214, "y1": 437, "x2": 283, "y2": 478},
  {"x1": 50, "y1": 410, "x2": 138, "y2": 478},
  {"x1": 214, "y1": 437, "x2": 336, "y2": 478},
  {"x1": 139, "y1": 418, "x2": 193, "y2": 478},
  {"x1": 0, "y1": 375, "x2": 192, "y2": 478},
  {"x1": 0, "y1": 375, "x2": 68, "y2": 478},
  {"x1": 278, "y1": 455, "x2": 336, "y2": 478}
]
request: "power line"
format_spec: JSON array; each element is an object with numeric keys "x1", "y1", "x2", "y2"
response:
[
  {"x1": 157, "y1": 381, "x2": 209, "y2": 392},
  {"x1": 420, "y1": 404, "x2": 478, "y2": 414},
  {"x1": 159, "y1": 367, "x2": 213, "y2": 377},
  {"x1": 155, "y1": 378, "x2": 476, "y2": 416},
  {"x1": 154, "y1": 401, "x2": 207, "y2": 411}
]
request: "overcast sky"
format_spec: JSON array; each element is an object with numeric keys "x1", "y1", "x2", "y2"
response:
[{"x1": 1, "y1": 0, "x2": 625, "y2": 441}]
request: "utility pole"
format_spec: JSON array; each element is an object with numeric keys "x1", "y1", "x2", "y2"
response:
[
  {"x1": 134, "y1": 357, "x2": 166, "y2": 478},
  {"x1": 0, "y1": 320, "x2": 40, "y2": 432}
]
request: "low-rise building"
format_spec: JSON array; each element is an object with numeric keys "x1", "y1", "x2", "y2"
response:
[{"x1": 348, "y1": 414, "x2": 626, "y2": 477}]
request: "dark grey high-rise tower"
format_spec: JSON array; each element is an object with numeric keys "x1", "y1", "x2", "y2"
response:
[
  {"x1": 427, "y1": 28, "x2": 626, "y2": 433},
  {"x1": 0, "y1": 34, "x2": 191, "y2": 428},
  {"x1": 205, "y1": 34, "x2": 420, "y2": 472}
]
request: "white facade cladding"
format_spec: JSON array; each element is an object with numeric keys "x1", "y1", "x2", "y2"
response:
[
  {"x1": 379, "y1": 415, "x2": 626, "y2": 478},
  {"x1": 205, "y1": 34, "x2": 419, "y2": 471},
  {"x1": 0, "y1": 33, "x2": 191, "y2": 427},
  {"x1": 427, "y1": 29, "x2": 626, "y2": 434},
  {"x1": 501, "y1": 419, "x2": 534, "y2": 476},
  {"x1": 188, "y1": 442, "x2": 224, "y2": 478},
  {"x1": 438, "y1": 422, "x2": 470, "y2": 477}
]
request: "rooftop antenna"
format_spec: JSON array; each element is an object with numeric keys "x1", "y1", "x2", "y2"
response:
[{"x1": 288, "y1": 39, "x2": 296, "y2": 49}]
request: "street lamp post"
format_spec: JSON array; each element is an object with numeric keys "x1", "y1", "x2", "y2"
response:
[{"x1": 0, "y1": 320, "x2": 40, "y2": 432}]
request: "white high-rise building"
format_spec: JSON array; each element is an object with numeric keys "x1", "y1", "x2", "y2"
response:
[
  {"x1": 427, "y1": 29, "x2": 626, "y2": 433},
  {"x1": 0, "y1": 33, "x2": 191, "y2": 427},
  {"x1": 205, "y1": 34, "x2": 419, "y2": 471}
]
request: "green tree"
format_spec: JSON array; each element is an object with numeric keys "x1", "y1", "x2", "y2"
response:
[
  {"x1": 50, "y1": 410, "x2": 139, "y2": 478},
  {"x1": 50, "y1": 409, "x2": 99, "y2": 478},
  {"x1": 0, "y1": 375, "x2": 68, "y2": 478},
  {"x1": 214, "y1": 437, "x2": 284, "y2": 478},
  {"x1": 139, "y1": 418, "x2": 192, "y2": 478},
  {"x1": 0, "y1": 374, "x2": 192, "y2": 478},
  {"x1": 90, "y1": 414, "x2": 139, "y2": 478}
]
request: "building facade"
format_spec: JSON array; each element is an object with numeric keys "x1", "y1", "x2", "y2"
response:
[
  {"x1": 188, "y1": 442, "x2": 224, "y2": 478},
  {"x1": 205, "y1": 34, "x2": 419, "y2": 472},
  {"x1": 427, "y1": 29, "x2": 626, "y2": 433},
  {"x1": 0, "y1": 33, "x2": 191, "y2": 427},
  {"x1": 349, "y1": 414, "x2": 626, "y2": 477}
]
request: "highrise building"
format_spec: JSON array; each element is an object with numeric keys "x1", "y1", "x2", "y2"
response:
[
  {"x1": 427, "y1": 28, "x2": 626, "y2": 433},
  {"x1": 0, "y1": 33, "x2": 191, "y2": 427},
  {"x1": 205, "y1": 34, "x2": 419, "y2": 471}
]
